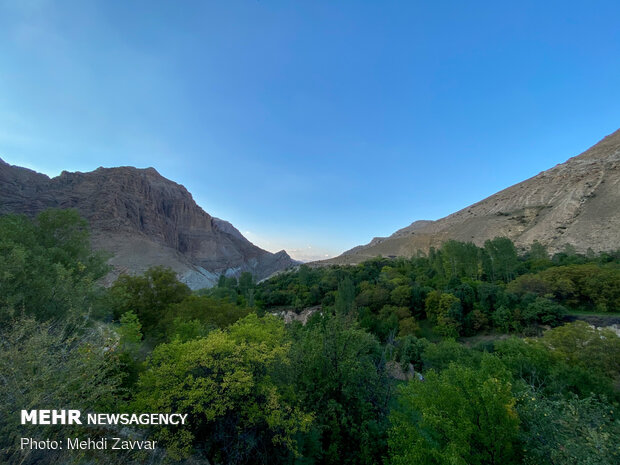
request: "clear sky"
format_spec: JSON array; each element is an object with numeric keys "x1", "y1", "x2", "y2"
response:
[{"x1": 1, "y1": 1, "x2": 618, "y2": 261}]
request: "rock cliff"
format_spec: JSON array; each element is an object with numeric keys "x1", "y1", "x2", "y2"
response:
[{"x1": 0, "y1": 161, "x2": 296, "y2": 288}]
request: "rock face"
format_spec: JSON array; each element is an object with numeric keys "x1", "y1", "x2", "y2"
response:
[
  {"x1": 0, "y1": 161, "x2": 297, "y2": 288},
  {"x1": 324, "y1": 129, "x2": 620, "y2": 264}
]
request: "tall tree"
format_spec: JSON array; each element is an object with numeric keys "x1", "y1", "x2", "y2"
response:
[
  {"x1": 334, "y1": 277, "x2": 356, "y2": 315},
  {"x1": 291, "y1": 314, "x2": 391, "y2": 464},
  {"x1": 389, "y1": 357, "x2": 520, "y2": 465},
  {"x1": 0, "y1": 209, "x2": 109, "y2": 322},
  {"x1": 109, "y1": 266, "x2": 191, "y2": 339},
  {"x1": 484, "y1": 237, "x2": 519, "y2": 282},
  {"x1": 134, "y1": 314, "x2": 311, "y2": 463}
]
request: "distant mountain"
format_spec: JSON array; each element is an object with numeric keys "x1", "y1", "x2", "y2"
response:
[
  {"x1": 0, "y1": 161, "x2": 297, "y2": 288},
  {"x1": 324, "y1": 129, "x2": 620, "y2": 264}
]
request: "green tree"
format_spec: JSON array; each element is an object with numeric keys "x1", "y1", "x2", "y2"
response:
[
  {"x1": 528, "y1": 241, "x2": 549, "y2": 261},
  {"x1": 116, "y1": 310, "x2": 144, "y2": 390},
  {"x1": 525, "y1": 241, "x2": 552, "y2": 272},
  {"x1": 334, "y1": 277, "x2": 356, "y2": 315},
  {"x1": 389, "y1": 357, "x2": 520, "y2": 465},
  {"x1": 537, "y1": 321, "x2": 620, "y2": 379},
  {"x1": 494, "y1": 330, "x2": 619, "y2": 399},
  {"x1": 421, "y1": 339, "x2": 475, "y2": 371},
  {"x1": 510, "y1": 264, "x2": 620, "y2": 311},
  {"x1": 391, "y1": 285, "x2": 413, "y2": 307},
  {"x1": 291, "y1": 314, "x2": 391, "y2": 464},
  {"x1": 394, "y1": 335, "x2": 429, "y2": 371},
  {"x1": 424, "y1": 290, "x2": 442, "y2": 324},
  {"x1": 0, "y1": 209, "x2": 109, "y2": 322},
  {"x1": 484, "y1": 237, "x2": 519, "y2": 282},
  {"x1": 522, "y1": 297, "x2": 566, "y2": 326},
  {"x1": 238, "y1": 271, "x2": 254, "y2": 300},
  {"x1": 425, "y1": 292, "x2": 462, "y2": 337},
  {"x1": 398, "y1": 316, "x2": 419, "y2": 337},
  {"x1": 134, "y1": 313, "x2": 311, "y2": 463},
  {"x1": 108, "y1": 266, "x2": 191, "y2": 339},
  {"x1": 162, "y1": 295, "x2": 250, "y2": 341},
  {"x1": 298, "y1": 264, "x2": 311, "y2": 286},
  {"x1": 118, "y1": 310, "x2": 142, "y2": 349},
  {"x1": 493, "y1": 337, "x2": 556, "y2": 394},
  {"x1": 492, "y1": 305, "x2": 516, "y2": 332},
  {"x1": 518, "y1": 392, "x2": 619, "y2": 465},
  {"x1": 0, "y1": 316, "x2": 124, "y2": 464},
  {"x1": 441, "y1": 240, "x2": 481, "y2": 280},
  {"x1": 355, "y1": 282, "x2": 390, "y2": 312}
]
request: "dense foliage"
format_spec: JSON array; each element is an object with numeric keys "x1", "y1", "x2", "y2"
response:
[
  {"x1": 0, "y1": 210, "x2": 109, "y2": 323},
  {"x1": 254, "y1": 239, "x2": 619, "y2": 340},
  {"x1": 134, "y1": 314, "x2": 311, "y2": 463},
  {"x1": 1, "y1": 210, "x2": 618, "y2": 465}
]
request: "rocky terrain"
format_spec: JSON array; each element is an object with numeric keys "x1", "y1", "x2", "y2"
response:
[
  {"x1": 0, "y1": 161, "x2": 297, "y2": 288},
  {"x1": 324, "y1": 129, "x2": 620, "y2": 264}
]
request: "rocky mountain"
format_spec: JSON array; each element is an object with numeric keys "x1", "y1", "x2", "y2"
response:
[
  {"x1": 325, "y1": 129, "x2": 620, "y2": 264},
  {"x1": 0, "y1": 161, "x2": 297, "y2": 288}
]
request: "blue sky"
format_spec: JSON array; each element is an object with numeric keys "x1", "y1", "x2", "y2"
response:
[{"x1": 1, "y1": 0, "x2": 618, "y2": 261}]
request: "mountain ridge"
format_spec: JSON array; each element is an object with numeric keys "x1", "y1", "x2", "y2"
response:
[
  {"x1": 320, "y1": 129, "x2": 620, "y2": 265},
  {"x1": 0, "y1": 159, "x2": 297, "y2": 288}
]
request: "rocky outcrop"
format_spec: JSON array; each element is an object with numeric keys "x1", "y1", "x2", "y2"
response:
[
  {"x1": 271, "y1": 306, "x2": 322, "y2": 325},
  {"x1": 323, "y1": 129, "x2": 620, "y2": 264},
  {"x1": 0, "y1": 161, "x2": 297, "y2": 288}
]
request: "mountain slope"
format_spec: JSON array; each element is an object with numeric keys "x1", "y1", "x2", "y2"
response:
[
  {"x1": 325, "y1": 129, "x2": 620, "y2": 264},
  {"x1": 0, "y1": 161, "x2": 296, "y2": 288}
]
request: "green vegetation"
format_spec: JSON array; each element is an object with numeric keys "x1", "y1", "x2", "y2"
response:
[
  {"x1": 0, "y1": 210, "x2": 109, "y2": 323},
  {"x1": 389, "y1": 357, "x2": 519, "y2": 465},
  {"x1": 289, "y1": 313, "x2": 390, "y2": 464},
  {"x1": 134, "y1": 314, "x2": 311, "y2": 463},
  {"x1": 1, "y1": 209, "x2": 618, "y2": 464},
  {"x1": 255, "y1": 240, "x2": 619, "y2": 339}
]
